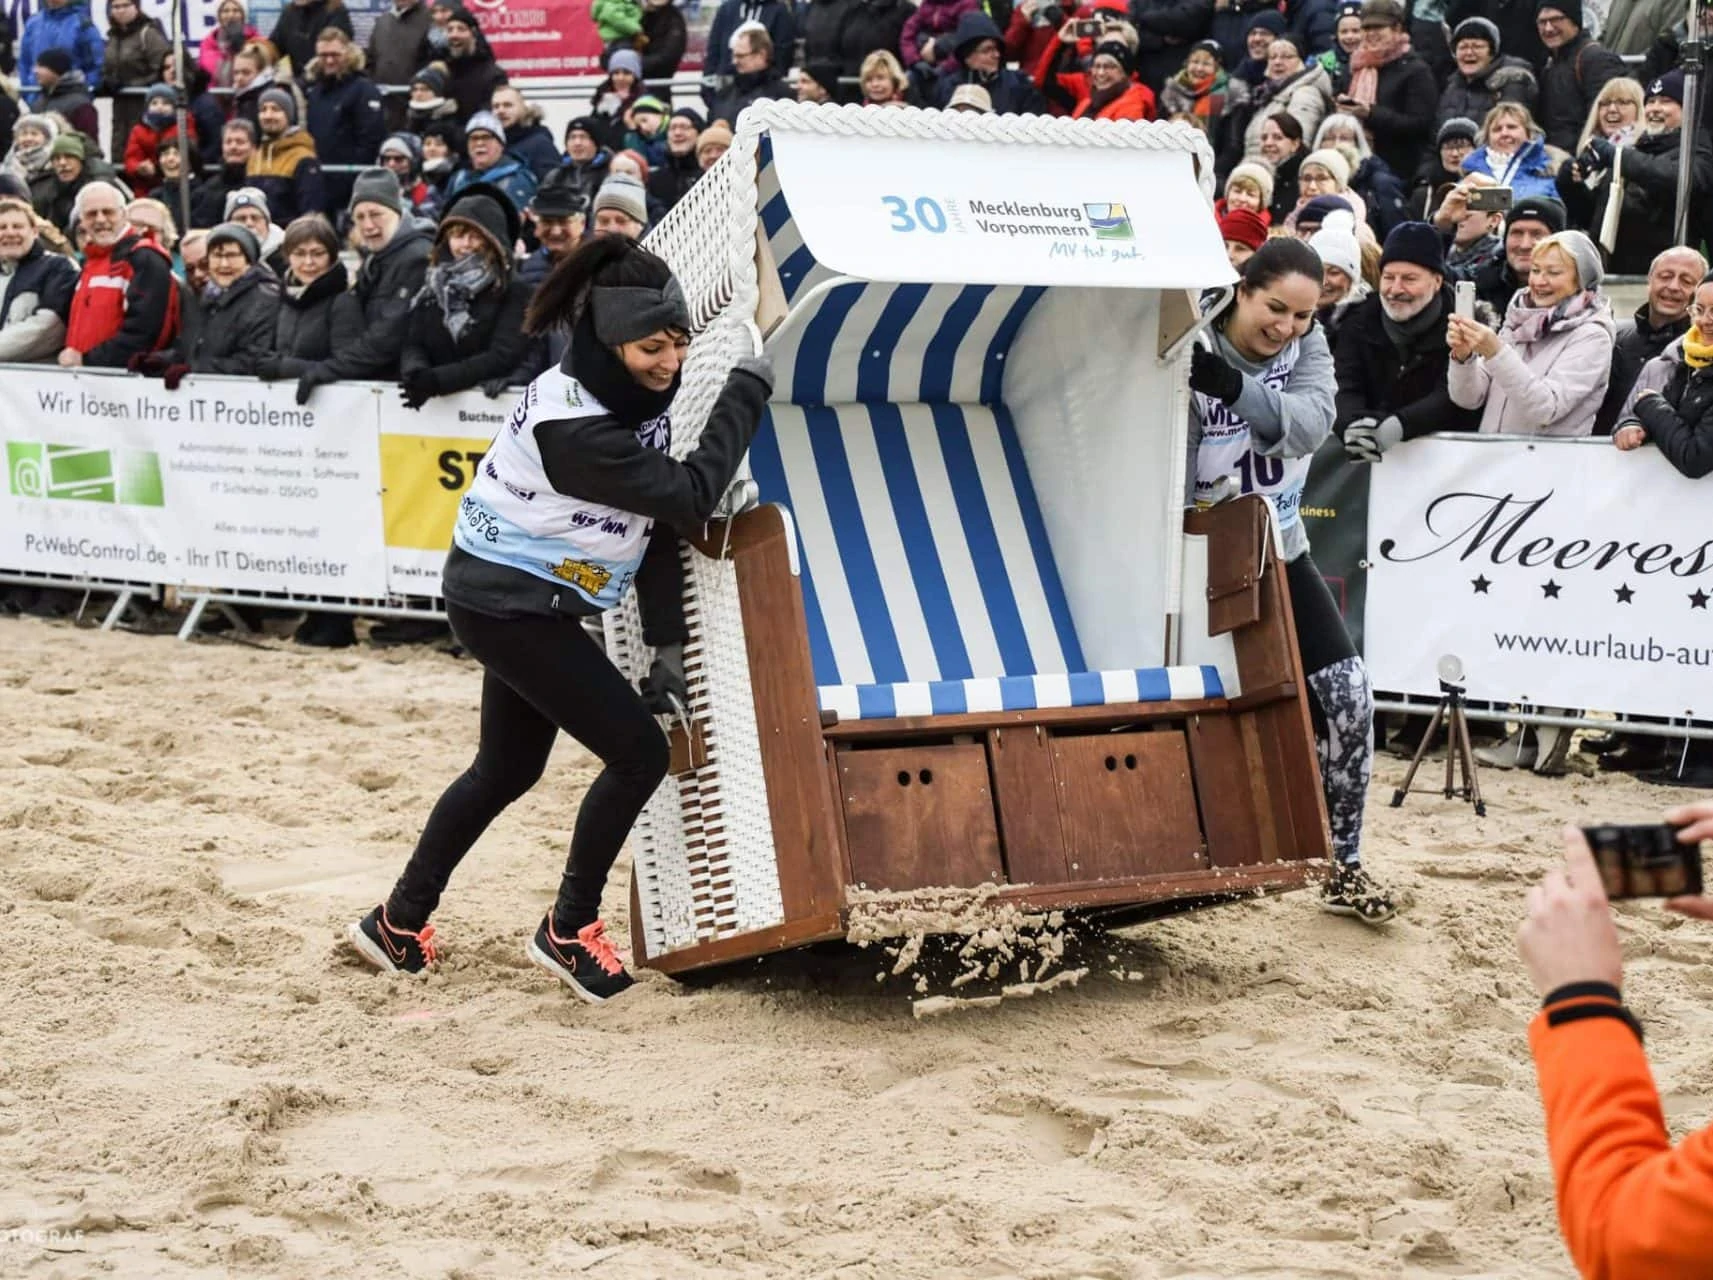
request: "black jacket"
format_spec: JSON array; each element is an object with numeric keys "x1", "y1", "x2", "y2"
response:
[
  {"x1": 1333, "y1": 52, "x2": 1436, "y2": 187},
  {"x1": 505, "y1": 122, "x2": 560, "y2": 180},
  {"x1": 1332, "y1": 286, "x2": 1482, "y2": 439},
  {"x1": 319, "y1": 217, "x2": 432, "y2": 380},
  {"x1": 1634, "y1": 356, "x2": 1713, "y2": 479},
  {"x1": 1129, "y1": 0, "x2": 1214, "y2": 95},
  {"x1": 1537, "y1": 32, "x2": 1626, "y2": 152},
  {"x1": 181, "y1": 267, "x2": 280, "y2": 375},
  {"x1": 1472, "y1": 253, "x2": 1524, "y2": 316},
  {"x1": 1556, "y1": 128, "x2": 1713, "y2": 277},
  {"x1": 1596, "y1": 304, "x2": 1690, "y2": 436},
  {"x1": 445, "y1": 45, "x2": 508, "y2": 121},
  {"x1": 708, "y1": 67, "x2": 793, "y2": 128},
  {"x1": 838, "y1": 0, "x2": 911, "y2": 80},
  {"x1": 190, "y1": 165, "x2": 248, "y2": 230},
  {"x1": 648, "y1": 147, "x2": 701, "y2": 211},
  {"x1": 305, "y1": 69, "x2": 386, "y2": 213},
  {"x1": 0, "y1": 239, "x2": 77, "y2": 360},
  {"x1": 271, "y1": 261, "x2": 363, "y2": 376},
  {"x1": 267, "y1": 0, "x2": 354, "y2": 78},
  {"x1": 640, "y1": 1, "x2": 687, "y2": 80},
  {"x1": 803, "y1": 0, "x2": 858, "y2": 70},
  {"x1": 1268, "y1": 151, "x2": 1303, "y2": 227},
  {"x1": 1434, "y1": 55, "x2": 1538, "y2": 135},
  {"x1": 399, "y1": 270, "x2": 532, "y2": 395}
]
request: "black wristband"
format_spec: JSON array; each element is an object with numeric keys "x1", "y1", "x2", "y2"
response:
[{"x1": 1541, "y1": 980, "x2": 1622, "y2": 1008}]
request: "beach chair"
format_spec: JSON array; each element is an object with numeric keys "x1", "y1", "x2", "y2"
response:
[{"x1": 608, "y1": 103, "x2": 1331, "y2": 976}]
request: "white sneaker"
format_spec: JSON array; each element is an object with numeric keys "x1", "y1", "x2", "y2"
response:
[{"x1": 1476, "y1": 728, "x2": 1537, "y2": 771}]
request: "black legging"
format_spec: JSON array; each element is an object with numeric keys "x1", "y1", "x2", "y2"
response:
[{"x1": 386, "y1": 601, "x2": 670, "y2": 934}]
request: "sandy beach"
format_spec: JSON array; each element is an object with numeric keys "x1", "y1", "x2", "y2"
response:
[{"x1": 3, "y1": 616, "x2": 1709, "y2": 1278}]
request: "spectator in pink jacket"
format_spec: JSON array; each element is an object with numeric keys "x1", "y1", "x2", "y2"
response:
[
  {"x1": 198, "y1": 0, "x2": 260, "y2": 87},
  {"x1": 900, "y1": 0, "x2": 981, "y2": 75}
]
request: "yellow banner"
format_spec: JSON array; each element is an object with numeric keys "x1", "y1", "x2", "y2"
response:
[{"x1": 379, "y1": 432, "x2": 491, "y2": 553}]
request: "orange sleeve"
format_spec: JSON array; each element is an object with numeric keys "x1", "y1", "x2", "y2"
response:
[{"x1": 1529, "y1": 986, "x2": 1713, "y2": 1279}]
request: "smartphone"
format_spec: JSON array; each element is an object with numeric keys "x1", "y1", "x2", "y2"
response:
[
  {"x1": 1454, "y1": 280, "x2": 1475, "y2": 321},
  {"x1": 1466, "y1": 186, "x2": 1514, "y2": 213},
  {"x1": 1074, "y1": 17, "x2": 1103, "y2": 36},
  {"x1": 1582, "y1": 824, "x2": 1704, "y2": 900}
]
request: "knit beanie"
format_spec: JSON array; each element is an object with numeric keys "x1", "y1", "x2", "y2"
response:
[
  {"x1": 1451, "y1": 17, "x2": 1500, "y2": 53},
  {"x1": 1092, "y1": 40, "x2": 1134, "y2": 73},
  {"x1": 16, "y1": 113, "x2": 59, "y2": 144},
  {"x1": 1649, "y1": 70, "x2": 1686, "y2": 105},
  {"x1": 1226, "y1": 161, "x2": 1276, "y2": 208},
  {"x1": 50, "y1": 134, "x2": 85, "y2": 160},
  {"x1": 207, "y1": 220, "x2": 260, "y2": 265},
  {"x1": 1300, "y1": 147, "x2": 1351, "y2": 188},
  {"x1": 224, "y1": 186, "x2": 270, "y2": 219},
  {"x1": 1246, "y1": 10, "x2": 1287, "y2": 38},
  {"x1": 34, "y1": 48, "x2": 72, "y2": 77},
  {"x1": 696, "y1": 121, "x2": 734, "y2": 159},
  {"x1": 411, "y1": 64, "x2": 448, "y2": 95},
  {"x1": 1310, "y1": 210, "x2": 1362, "y2": 280},
  {"x1": 631, "y1": 94, "x2": 668, "y2": 117},
  {"x1": 1297, "y1": 194, "x2": 1353, "y2": 226},
  {"x1": 607, "y1": 48, "x2": 643, "y2": 78},
  {"x1": 1191, "y1": 38, "x2": 1223, "y2": 63},
  {"x1": 671, "y1": 106, "x2": 706, "y2": 131},
  {"x1": 1379, "y1": 220, "x2": 1446, "y2": 274},
  {"x1": 348, "y1": 166, "x2": 403, "y2": 215},
  {"x1": 1437, "y1": 116, "x2": 1479, "y2": 148},
  {"x1": 1219, "y1": 207, "x2": 1269, "y2": 251},
  {"x1": 1536, "y1": 228, "x2": 1603, "y2": 291},
  {"x1": 379, "y1": 131, "x2": 423, "y2": 163},
  {"x1": 259, "y1": 86, "x2": 297, "y2": 127},
  {"x1": 564, "y1": 115, "x2": 603, "y2": 146},
  {"x1": 145, "y1": 82, "x2": 176, "y2": 111},
  {"x1": 1508, "y1": 195, "x2": 1568, "y2": 235},
  {"x1": 592, "y1": 174, "x2": 648, "y2": 225},
  {"x1": 1535, "y1": 0, "x2": 1581, "y2": 30},
  {"x1": 463, "y1": 110, "x2": 504, "y2": 142},
  {"x1": 801, "y1": 62, "x2": 842, "y2": 94}
]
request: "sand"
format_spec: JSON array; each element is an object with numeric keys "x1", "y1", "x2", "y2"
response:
[{"x1": 3, "y1": 616, "x2": 1710, "y2": 1279}]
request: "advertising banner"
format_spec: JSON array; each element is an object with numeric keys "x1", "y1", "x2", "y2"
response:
[
  {"x1": 380, "y1": 391, "x2": 508, "y2": 596},
  {"x1": 1300, "y1": 437, "x2": 1372, "y2": 650},
  {"x1": 766, "y1": 131, "x2": 1234, "y2": 290},
  {"x1": 0, "y1": 369, "x2": 388, "y2": 596},
  {"x1": 1365, "y1": 436, "x2": 1713, "y2": 718}
]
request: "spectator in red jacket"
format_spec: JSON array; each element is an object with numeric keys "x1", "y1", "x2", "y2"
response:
[
  {"x1": 57, "y1": 180, "x2": 180, "y2": 368},
  {"x1": 123, "y1": 82, "x2": 196, "y2": 196},
  {"x1": 1041, "y1": 28, "x2": 1156, "y2": 120}
]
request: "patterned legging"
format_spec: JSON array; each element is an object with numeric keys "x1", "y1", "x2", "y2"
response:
[{"x1": 1286, "y1": 555, "x2": 1372, "y2": 868}]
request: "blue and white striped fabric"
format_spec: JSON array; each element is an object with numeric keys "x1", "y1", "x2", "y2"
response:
[{"x1": 753, "y1": 144, "x2": 1222, "y2": 720}]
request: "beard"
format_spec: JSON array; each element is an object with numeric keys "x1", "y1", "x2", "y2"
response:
[{"x1": 1380, "y1": 293, "x2": 1432, "y2": 322}]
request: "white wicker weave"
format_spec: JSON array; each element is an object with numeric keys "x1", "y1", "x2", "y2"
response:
[{"x1": 620, "y1": 102, "x2": 1218, "y2": 960}]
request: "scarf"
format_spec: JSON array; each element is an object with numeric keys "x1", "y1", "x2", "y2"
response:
[
  {"x1": 1684, "y1": 325, "x2": 1713, "y2": 370},
  {"x1": 1177, "y1": 69, "x2": 1221, "y2": 117},
  {"x1": 13, "y1": 141, "x2": 50, "y2": 174},
  {"x1": 1381, "y1": 291, "x2": 1446, "y2": 361},
  {"x1": 425, "y1": 251, "x2": 498, "y2": 342},
  {"x1": 1502, "y1": 288, "x2": 1601, "y2": 348},
  {"x1": 146, "y1": 107, "x2": 175, "y2": 130},
  {"x1": 1084, "y1": 75, "x2": 1131, "y2": 117},
  {"x1": 567, "y1": 307, "x2": 680, "y2": 428},
  {"x1": 1348, "y1": 31, "x2": 1410, "y2": 106}
]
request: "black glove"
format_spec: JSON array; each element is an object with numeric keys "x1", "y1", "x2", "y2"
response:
[
  {"x1": 639, "y1": 643, "x2": 688, "y2": 716},
  {"x1": 1582, "y1": 136, "x2": 1616, "y2": 171},
  {"x1": 161, "y1": 362, "x2": 190, "y2": 392},
  {"x1": 399, "y1": 367, "x2": 437, "y2": 410},
  {"x1": 480, "y1": 376, "x2": 511, "y2": 399},
  {"x1": 255, "y1": 356, "x2": 283, "y2": 382},
  {"x1": 1189, "y1": 345, "x2": 1243, "y2": 405},
  {"x1": 127, "y1": 350, "x2": 170, "y2": 376},
  {"x1": 296, "y1": 368, "x2": 335, "y2": 406}
]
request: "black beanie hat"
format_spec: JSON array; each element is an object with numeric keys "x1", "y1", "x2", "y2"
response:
[
  {"x1": 1452, "y1": 16, "x2": 1501, "y2": 53},
  {"x1": 671, "y1": 106, "x2": 706, "y2": 131},
  {"x1": 1437, "y1": 116, "x2": 1479, "y2": 148},
  {"x1": 1536, "y1": 0, "x2": 1582, "y2": 30},
  {"x1": 1379, "y1": 221, "x2": 1445, "y2": 275},
  {"x1": 34, "y1": 48, "x2": 72, "y2": 76},
  {"x1": 1507, "y1": 195, "x2": 1568, "y2": 234},
  {"x1": 1191, "y1": 38, "x2": 1223, "y2": 63},
  {"x1": 1247, "y1": 10, "x2": 1287, "y2": 37},
  {"x1": 442, "y1": 181, "x2": 520, "y2": 253},
  {"x1": 411, "y1": 64, "x2": 448, "y2": 95},
  {"x1": 1093, "y1": 40, "x2": 1134, "y2": 73}
]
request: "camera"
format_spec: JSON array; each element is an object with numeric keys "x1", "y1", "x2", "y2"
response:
[
  {"x1": 1465, "y1": 186, "x2": 1513, "y2": 213},
  {"x1": 1582, "y1": 824, "x2": 1704, "y2": 900}
]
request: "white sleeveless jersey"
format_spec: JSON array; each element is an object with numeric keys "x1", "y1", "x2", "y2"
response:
[
  {"x1": 452, "y1": 364, "x2": 671, "y2": 610},
  {"x1": 1192, "y1": 337, "x2": 1312, "y2": 534}
]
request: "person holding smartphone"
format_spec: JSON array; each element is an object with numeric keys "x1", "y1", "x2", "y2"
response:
[{"x1": 1518, "y1": 808, "x2": 1713, "y2": 1277}]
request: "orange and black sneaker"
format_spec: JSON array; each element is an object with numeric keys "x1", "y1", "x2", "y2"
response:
[
  {"x1": 348, "y1": 904, "x2": 439, "y2": 974},
  {"x1": 526, "y1": 916, "x2": 635, "y2": 1003}
]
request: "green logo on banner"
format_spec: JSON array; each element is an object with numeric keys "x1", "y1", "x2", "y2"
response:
[
  {"x1": 1084, "y1": 203, "x2": 1135, "y2": 241},
  {"x1": 6, "y1": 442, "x2": 164, "y2": 507}
]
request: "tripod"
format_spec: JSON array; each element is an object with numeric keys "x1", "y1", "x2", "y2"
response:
[{"x1": 1389, "y1": 676, "x2": 1486, "y2": 818}]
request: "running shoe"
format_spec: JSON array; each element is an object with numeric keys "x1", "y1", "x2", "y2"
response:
[
  {"x1": 348, "y1": 904, "x2": 439, "y2": 973},
  {"x1": 526, "y1": 916, "x2": 636, "y2": 1003},
  {"x1": 1320, "y1": 863, "x2": 1397, "y2": 925}
]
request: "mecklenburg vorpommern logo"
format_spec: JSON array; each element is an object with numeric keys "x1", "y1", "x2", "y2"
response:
[{"x1": 1084, "y1": 203, "x2": 1134, "y2": 241}]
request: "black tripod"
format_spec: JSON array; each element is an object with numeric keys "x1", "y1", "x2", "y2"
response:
[{"x1": 1390, "y1": 674, "x2": 1486, "y2": 818}]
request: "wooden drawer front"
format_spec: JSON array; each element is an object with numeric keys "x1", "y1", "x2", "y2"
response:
[
  {"x1": 838, "y1": 745, "x2": 1004, "y2": 892},
  {"x1": 1051, "y1": 732, "x2": 1205, "y2": 882}
]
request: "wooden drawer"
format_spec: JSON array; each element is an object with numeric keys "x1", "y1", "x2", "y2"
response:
[
  {"x1": 837, "y1": 744, "x2": 1003, "y2": 892},
  {"x1": 1051, "y1": 731, "x2": 1205, "y2": 882}
]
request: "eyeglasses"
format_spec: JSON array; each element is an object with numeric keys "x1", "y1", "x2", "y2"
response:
[
  {"x1": 208, "y1": 247, "x2": 248, "y2": 263},
  {"x1": 288, "y1": 245, "x2": 330, "y2": 260}
]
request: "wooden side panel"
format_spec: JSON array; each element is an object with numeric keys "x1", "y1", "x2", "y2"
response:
[
  {"x1": 1184, "y1": 711, "x2": 1271, "y2": 868},
  {"x1": 988, "y1": 726, "x2": 1067, "y2": 887},
  {"x1": 726, "y1": 505, "x2": 848, "y2": 918},
  {"x1": 1051, "y1": 731, "x2": 1204, "y2": 881},
  {"x1": 838, "y1": 744, "x2": 1003, "y2": 892}
]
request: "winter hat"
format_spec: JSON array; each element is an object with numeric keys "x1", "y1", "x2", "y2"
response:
[
  {"x1": 950, "y1": 11, "x2": 1005, "y2": 60},
  {"x1": 50, "y1": 134, "x2": 86, "y2": 160},
  {"x1": 1358, "y1": 0, "x2": 1406, "y2": 28},
  {"x1": 1334, "y1": 1, "x2": 1362, "y2": 21},
  {"x1": 606, "y1": 48, "x2": 643, "y2": 78},
  {"x1": 1226, "y1": 161, "x2": 1275, "y2": 208},
  {"x1": 1536, "y1": 228, "x2": 1603, "y2": 291},
  {"x1": 0, "y1": 172, "x2": 28, "y2": 200},
  {"x1": 1535, "y1": 0, "x2": 1581, "y2": 30},
  {"x1": 1300, "y1": 148, "x2": 1351, "y2": 188},
  {"x1": 530, "y1": 167, "x2": 588, "y2": 218},
  {"x1": 347, "y1": 166, "x2": 403, "y2": 215},
  {"x1": 439, "y1": 189, "x2": 512, "y2": 258},
  {"x1": 1648, "y1": 70, "x2": 1686, "y2": 105},
  {"x1": 441, "y1": 4, "x2": 480, "y2": 32},
  {"x1": 15, "y1": 113, "x2": 59, "y2": 144},
  {"x1": 1246, "y1": 10, "x2": 1287, "y2": 38},
  {"x1": 1451, "y1": 17, "x2": 1500, "y2": 53},
  {"x1": 411, "y1": 64, "x2": 448, "y2": 95},
  {"x1": 1271, "y1": 32, "x2": 1307, "y2": 58},
  {"x1": 1092, "y1": 40, "x2": 1134, "y2": 73},
  {"x1": 145, "y1": 82, "x2": 176, "y2": 110},
  {"x1": 1296, "y1": 194, "x2": 1353, "y2": 227},
  {"x1": 1507, "y1": 194, "x2": 1567, "y2": 235},
  {"x1": 1380, "y1": 220, "x2": 1445, "y2": 274},
  {"x1": 801, "y1": 62, "x2": 842, "y2": 95},
  {"x1": 224, "y1": 186, "x2": 270, "y2": 219},
  {"x1": 34, "y1": 48, "x2": 72, "y2": 77},
  {"x1": 1310, "y1": 210, "x2": 1362, "y2": 280},
  {"x1": 464, "y1": 110, "x2": 504, "y2": 142},
  {"x1": 564, "y1": 115, "x2": 603, "y2": 146},
  {"x1": 592, "y1": 173, "x2": 648, "y2": 225},
  {"x1": 1191, "y1": 38, "x2": 1223, "y2": 63},
  {"x1": 379, "y1": 132, "x2": 423, "y2": 164},
  {"x1": 258, "y1": 87, "x2": 298, "y2": 126},
  {"x1": 696, "y1": 121, "x2": 733, "y2": 160},
  {"x1": 671, "y1": 106, "x2": 706, "y2": 131},
  {"x1": 421, "y1": 118, "x2": 465, "y2": 154},
  {"x1": 1219, "y1": 207, "x2": 1268, "y2": 251},
  {"x1": 631, "y1": 94, "x2": 669, "y2": 118},
  {"x1": 1437, "y1": 116, "x2": 1479, "y2": 148},
  {"x1": 207, "y1": 221, "x2": 260, "y2": 264},
  {"x1": 947, "y1": 83, "x2": 994, "y2": 112}
]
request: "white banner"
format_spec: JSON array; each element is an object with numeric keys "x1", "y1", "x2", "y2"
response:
[
  {"x1": 1, "y1": 368, "x2": 388, "y2": 597},
  {"x1": 1365, "y1": 436, "x2": 1713, "y2": 719},
  {"x1": 767, "y1": 130, "x2": 1234, "y2": 291}
]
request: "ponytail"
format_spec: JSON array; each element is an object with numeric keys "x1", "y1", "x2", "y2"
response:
[{"x1": 524, "y1": 234, "x2": 677, "y2": 337}]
